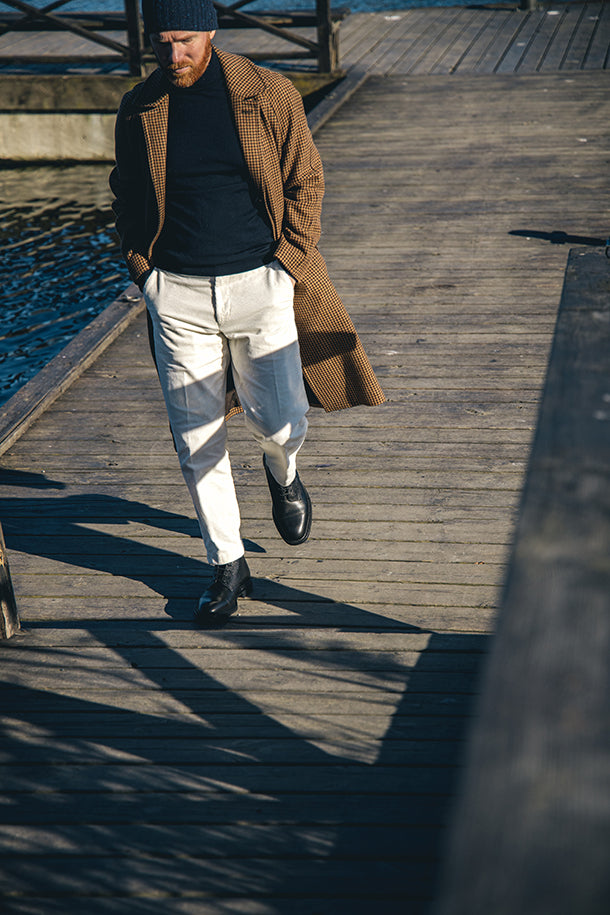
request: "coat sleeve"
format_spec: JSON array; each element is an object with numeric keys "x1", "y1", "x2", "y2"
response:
[
  {"x1": 109, "y1": 93, "x2": 154, "y2": 290},
  {"x1": 269, "y1": 79, "x2": 325, "y2": 283}
]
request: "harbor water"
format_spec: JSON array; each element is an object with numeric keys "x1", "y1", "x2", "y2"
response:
[{"x1": 0, "y1": 166, "x2": 129, "y2": 407}]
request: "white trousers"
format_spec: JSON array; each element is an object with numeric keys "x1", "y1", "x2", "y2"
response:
[{"x1": 143, "y1": 261, "x2": 309, "y2": 566}]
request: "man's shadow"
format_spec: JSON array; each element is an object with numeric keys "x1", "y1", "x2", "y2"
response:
[{"x1": 0, "y1": 468, "x2": 489, "y2": 909}]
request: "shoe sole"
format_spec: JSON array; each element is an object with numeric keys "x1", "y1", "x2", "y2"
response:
[{"x1": 240, "y1": 577, "x2": 254, "y2": 598}]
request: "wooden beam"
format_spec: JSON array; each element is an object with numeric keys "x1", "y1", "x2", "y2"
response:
[{"x1": 434, "y1": 248, "x2": 610, "y2": 915}]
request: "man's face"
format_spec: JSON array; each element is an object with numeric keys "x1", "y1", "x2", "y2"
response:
[{"x1": 150, "y1": 30, "x2": 216, "y2": 88}]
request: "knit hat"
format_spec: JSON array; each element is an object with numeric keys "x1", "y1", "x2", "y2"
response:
[{"x1": 142, "y1": 0, "x2": 218, "y2": 35}]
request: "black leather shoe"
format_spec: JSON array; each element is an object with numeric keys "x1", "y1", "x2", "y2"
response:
[
  {"x1": 194, "y1": 556, "x2": 252, "y2": 626},
  {"x1": 264, "y1": 456, "x2": 312, "y2": 545}
]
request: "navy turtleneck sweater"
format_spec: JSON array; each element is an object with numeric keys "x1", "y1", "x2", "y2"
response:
[{"x1": 153, "y1": 50, "x2": 275, "y2": 276}]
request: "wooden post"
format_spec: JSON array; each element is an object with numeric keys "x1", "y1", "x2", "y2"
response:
[
  {"x1": 316, "y1": 0, "x2": 338, "y2": 74},
  {"x1": 124, "y1": 0, "x2": 144, "y2": 77},
  {"x1": 0, "y1": 522, "x2": 19, "y2": 639}
]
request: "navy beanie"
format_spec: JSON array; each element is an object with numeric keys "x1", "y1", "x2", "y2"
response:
[{"x1": 142, "y1": 0, "x2": 218, "y2": 34}]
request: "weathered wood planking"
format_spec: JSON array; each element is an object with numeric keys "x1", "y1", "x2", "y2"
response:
[
  {"x1": 341, "y1": 2, "x2": 610, "y2": 76},
  {"x1": 435, "y1": 251, "x2": 610, "y2": 915},
  {"x1": 0, "y1": 65, "x2": 609, "y2": 915}
]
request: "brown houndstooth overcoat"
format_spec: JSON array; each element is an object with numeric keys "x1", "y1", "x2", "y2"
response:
[{"x1": 109, "y1": 47, "x2": 385, "y2": 415}]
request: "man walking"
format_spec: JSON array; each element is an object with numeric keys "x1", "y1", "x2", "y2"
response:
[{"x1": 110, "y1": 0, "x2": 384, "y2": 626}]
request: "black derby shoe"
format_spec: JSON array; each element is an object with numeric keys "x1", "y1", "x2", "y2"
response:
[
  {"x1": 264, "y1": 456, "x2": 312, "y2": 545},
  {"x1": 194, "y1": 556, "x2": 252, "y2": 626}
]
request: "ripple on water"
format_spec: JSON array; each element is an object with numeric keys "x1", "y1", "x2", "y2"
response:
[{"x1": 0, "y1": 164, "x2": 131, "y2": 408}]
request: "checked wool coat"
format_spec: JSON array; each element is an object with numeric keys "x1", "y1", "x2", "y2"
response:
[{"x1": 110, "y1": 46, "x2": 385, "y2": 415}]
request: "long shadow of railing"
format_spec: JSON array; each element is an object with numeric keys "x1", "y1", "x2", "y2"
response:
[{"x1": 0, "y1": 469, "x2": 489, "y2": 909}]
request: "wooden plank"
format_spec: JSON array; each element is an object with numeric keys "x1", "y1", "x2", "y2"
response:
[
  {"x1": 583, "y1": 0, "x2": 610, "y2": 69},
  {"x1": 13, "y1": 600, "x2": 498, "y2": 633},
  {"x1": 538, "y1": 2, "x2": 584, "y2": 71},
  {"x1": 456, "y1": 10, "x2": 520, "y2": 74},
  {"x1": 0, "y1": 716, "x2": 473, "y2": 746},
  {"x1": 430, "y1": 9, "x2": 497, "y2": 76},
  {"x1": 1, "y1": 516, "x2": 515, "y2": 547},
  {"x1": 0, "y1": 788, "x2": 453, "y2": 824},
  {"x1": 3, "y1": 422, "x2": 532, "y2": 448},
  {"x1": 0, "y1": 685, "x2": 480, "y2": 717},
  {"x1": 0, "y1": 627, "x2": 487, "y2": 649},
  {"x1": 365, "y1": 9, "x2": 436, "y2": 77},
  {"x1": 8, "y1": 557, "x2": 505, "y2": 590},
  {"x1": 0, "y1": 449, "x2": 530, "y2": 472},
  {"x1": 0, "y1": 897, "x2": 428, "y2": 915},
  {"x1": 562, "y1": 0, "x2": 602, "y2": 69},
  {"x1": 0, "y1": 854, "x2": 432, "y2": 897},
  {"x1": 10, "y1": 737, "x2": 473, "y2": 773},
  {"x1": 6, "y1": 536, "x2": 510, "y2": 566},
  {"x1": 0, "y1": 641, "x2": 484, "y2": 672},
  {"x1": 494, "y1": 11, "x2": 547, "y2": 74},
  {"x1": 388, "y1": 8, "x2": 463, "y2": 76},
  {"x1": 435, "y1": 249, "x2": 610, "y2": 915},
  {"x1": 1, "y1": 433, "x2": 533, "y2": 455},
  {"x1": 337, "y1": 10, "x2": 416, "y2": 71},
  {"x1": 0, "y1": 486, "x2": 524, "y2": 516},
  {"x1": 0, "y1": 821, "x2": 444, "y2": 856},
  {"x1": 0, "y1": 762, "x2": 460, "y2": 793},
  {"x1": 516, "y1": 5, "x2": 568, "y2": 73}
]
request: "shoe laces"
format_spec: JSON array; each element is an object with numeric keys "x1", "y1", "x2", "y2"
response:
[
  {"x1": 213, "y1": 561, "x2": 239, "y2": 586},
  {"x1": 281, "y1": 476, "x2": 300, "y2": 501}
]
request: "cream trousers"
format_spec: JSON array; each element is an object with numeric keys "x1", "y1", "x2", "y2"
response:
[{"x1": 144, "y1": 262, "x2": 309, "y2": 566}]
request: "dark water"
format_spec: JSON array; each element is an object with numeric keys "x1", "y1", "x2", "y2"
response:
[{"x1": 0, "y1": 166, "x2": 129, "y2": 407}]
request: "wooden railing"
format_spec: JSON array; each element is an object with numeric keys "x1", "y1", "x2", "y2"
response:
[
  {"x1": 434, "y1": 248, "x2": 610, "y2": 915},
  {"x1": 0, "y1": 0, "x2": 346, "y2": 74},
  {"x1": 0, "y1": 0, "x2": 145, "y2": 73}
]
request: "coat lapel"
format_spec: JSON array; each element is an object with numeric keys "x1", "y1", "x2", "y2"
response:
[{"x1": 137, "y1": 75, "x2": 169, "y2": 255}]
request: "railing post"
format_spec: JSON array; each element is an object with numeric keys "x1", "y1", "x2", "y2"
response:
[
  {"x1": 316, "y1": 0, "x2": 339, "y2": 74},
  {"x1": 0, "y1": 522, "x2": 19, "y2": 640},
  {"x1": 124, "y1": 0, "x2": 144, "y2": 77}
]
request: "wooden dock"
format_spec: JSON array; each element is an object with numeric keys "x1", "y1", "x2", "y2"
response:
[{"x1": 1, "y1": 3, "x2": 609, "y2": 912}]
